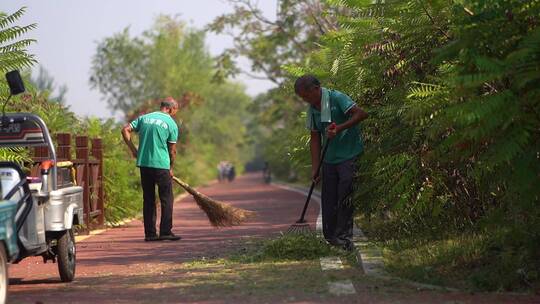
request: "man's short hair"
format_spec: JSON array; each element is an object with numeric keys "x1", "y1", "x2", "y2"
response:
[
  {"x1": 160, "y1": 97, "x2": 178, "y2": 109},
  {"x1": 294, "y1": 75, "x2": 321, "y2": 93}
]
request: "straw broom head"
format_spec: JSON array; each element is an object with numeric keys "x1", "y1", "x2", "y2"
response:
[{"x1": 172, "y1": 176, "x2": 255, "y2": 227}]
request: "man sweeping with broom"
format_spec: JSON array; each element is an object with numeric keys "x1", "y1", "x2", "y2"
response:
[
  {"x1": 122, "y1": 97, "x2": 182, "y2": 242},
  {"x1": 295, "y1": 75, "x2": 368, "y2": 251}
]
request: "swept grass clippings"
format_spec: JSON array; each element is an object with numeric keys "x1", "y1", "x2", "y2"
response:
[{"x1": 232, "y1": 233, "x2": 350, "y2": 263}]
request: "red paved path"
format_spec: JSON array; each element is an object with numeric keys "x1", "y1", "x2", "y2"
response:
[
  {"x1": 7, "y1": 173, "x2": 539, "y2": 304},
  {"x1": 8, "y1": 173, "x2": 319, "y2": 303}
]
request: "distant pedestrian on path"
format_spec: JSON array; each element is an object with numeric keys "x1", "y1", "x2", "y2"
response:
[
  {"x1": 262, "y1": 161, "x2": 271, "y2": 184},
  {"x1": 121, "y1": 97, "x2": 182, "y2": 242},
  {"x1": 227, "y1": 163, "x2": 236, "y2": 182},
  {"x1": 217, "y1": 161, "x2": 228, "y2": 182},
  {"x1": 295, "y1": 75, "x2": 368, "y2": 251}
]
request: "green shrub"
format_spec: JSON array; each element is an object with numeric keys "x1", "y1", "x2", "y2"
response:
[
  {"x1": 283, "y1": 0, "x2": 540, "y2": 291},
  {"x1": 83, "y1": 118, "x2": 142, "y2": 224}
]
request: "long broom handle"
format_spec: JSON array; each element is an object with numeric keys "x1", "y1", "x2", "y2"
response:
[
  {"x1": 297, "y1": 138, "x2": 330, "y2": 223},
  {"x1": 172, "y1": 176, "x2": 197, "y2": 196}
]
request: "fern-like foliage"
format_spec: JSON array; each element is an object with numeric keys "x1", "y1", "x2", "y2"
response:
[
  {"x1": 0, "y1": 7, "x2": 37, "y2": 166},
  {"x1": 285, "y1": 0, "x2": 540, "y2": 289},
  {"x1": 0, "y1": 7, "x2": 36, "y2": 74},
  {"x1": 0, "y1": 147, "x2": 31, "y2": 166}
]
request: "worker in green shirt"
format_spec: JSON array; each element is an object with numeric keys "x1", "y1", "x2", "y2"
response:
[
  {"x1": 295, "y1": 75, "x2": 368, "y2": 251},
  {"x1": 121, "y1": 97, "x2": 181, "y2": 242}
]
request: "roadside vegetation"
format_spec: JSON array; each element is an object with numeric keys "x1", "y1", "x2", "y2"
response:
[{"x1": 212, "y1": 0, "x2": 540, "y2": 292}]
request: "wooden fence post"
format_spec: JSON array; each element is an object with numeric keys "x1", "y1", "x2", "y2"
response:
[
  {"x1": 75, "y1": 136, "x2": 91, "y2": 229},
  {"x1": 56, "y1": 133, "x2": 71, "y2": 161},
  {"x1": 91, "y1": 138, "x2": 105, "y2": 227}
]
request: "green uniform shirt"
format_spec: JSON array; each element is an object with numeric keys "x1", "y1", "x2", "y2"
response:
[
  {"x1": 130, "y1": 111, "x2": 179, "y2": 169},
  {"x1": 307, "y1": 90, "x2": 364, "y2": 164}
]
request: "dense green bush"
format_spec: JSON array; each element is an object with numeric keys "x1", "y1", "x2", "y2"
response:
[
  {"x1": 83, "y1": 118, "x2": 142, "y2": 224},
  {"x1": 281, "y1": 0, "x2": 540, "y2": 290}
]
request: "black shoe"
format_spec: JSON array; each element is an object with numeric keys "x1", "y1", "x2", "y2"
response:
[
  {"x1": 159, "y1": 233, "x2": 182, "y2": 241},
  {"x1": 327, "y1": 238, "x2": 346, "y2": 247},
  {"x1": 144, "y1": 235, "x2": 160, "y2": 242},
  {"x1": 342, "y1": 240, "x2": 355, "y2": 252}
]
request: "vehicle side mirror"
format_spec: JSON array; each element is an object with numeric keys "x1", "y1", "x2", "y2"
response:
[
  {"x1": 2, "y1": 70, "x2": 26, "y2": 125},
  {"x1": 5, "y1": 70, "x2": 25, "y2": 95}
]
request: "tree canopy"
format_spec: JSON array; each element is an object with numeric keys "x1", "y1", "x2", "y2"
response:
[{"x1": 90, "y1": 15, "x2": 254, "y2": 183}]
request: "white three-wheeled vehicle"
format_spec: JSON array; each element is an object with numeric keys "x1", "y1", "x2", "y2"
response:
[{"x1": 0, "y1": 70, "x2": 83, "y2": 282}]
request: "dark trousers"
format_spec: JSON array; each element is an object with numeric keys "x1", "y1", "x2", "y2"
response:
[
  {"x1": 321, "y1": 158, "x2": 356, "y2": 243},
  {"x1": 140, "y1": 167, "x2": 174, "y2": 237}
]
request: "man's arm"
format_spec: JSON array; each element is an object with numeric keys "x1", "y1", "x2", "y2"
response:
[
  {"x1": 167, "y1": 142, "x2": 176, "y2": 177},
  {"x1": 121, "y1": 124, "x2": 138, "y2": 158},
  {"x1": 327, "y1": 105, "x2": 368, "y2": 139},
  {"x1": 310, "y1": 130, "x2": 322, "y2": 183}
]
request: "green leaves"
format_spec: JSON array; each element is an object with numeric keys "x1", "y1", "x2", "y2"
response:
[
  {"x1": 0, "y1": 7, "x2": 36, "y2": 74},
  {"x1": 90, "y1": 15, "x2": 254, "y2": 187},
  {"x1": 277, "y1": 0, "x2": 540, "y2": 289},
  {"x1": 0, "y1": 148, "x2": 30, "y2": 166},
  {"x1": 0, "y1": 7, "x2": 36, "y2": 169},
  {"x1": 89, "y1": 28, "x2": 152, "y2": 114}
]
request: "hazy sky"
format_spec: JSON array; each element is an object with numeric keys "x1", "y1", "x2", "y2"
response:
[{"x1": 1, "y1": 1, "x2": 277, "y2": 120}]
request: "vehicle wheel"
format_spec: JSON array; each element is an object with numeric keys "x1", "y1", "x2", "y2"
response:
[
  {"x1": 0, "y1": 243, "x2": 8, "y2": 304},
  {"x1": 57, "y1": 229, "x2": 76, "y2": 282}
]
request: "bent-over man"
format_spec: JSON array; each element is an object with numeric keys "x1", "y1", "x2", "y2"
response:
[{"x1": 295, "y1": 75, "x2": 368, "y2": 251}]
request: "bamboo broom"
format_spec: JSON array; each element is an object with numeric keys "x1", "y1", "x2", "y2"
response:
[
  {"x1": 287, "y1": 124, "x2": 333, "y2": 235},
  {"x1": 172, "y1": 176, "x2": 255, "y2": 227}
]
